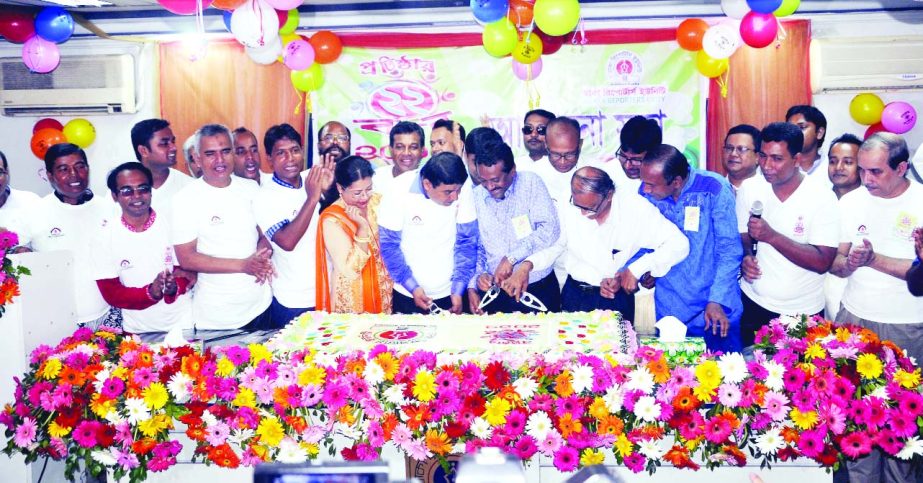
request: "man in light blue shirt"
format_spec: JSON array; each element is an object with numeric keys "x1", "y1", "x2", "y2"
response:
[{"x1": 640, "y1": 144, "x2": 743, "y2": 353}]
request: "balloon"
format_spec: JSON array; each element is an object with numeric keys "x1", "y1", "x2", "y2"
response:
[
  {"x1": 291, "y1": 63, "x2": 324, "y2": 92},
  {"x1": 849, "y1": 93, "x2": 885, "y2": 125},
  {"x1": 212, "y1": 0, "x2": 246, "y2": 11},
  {"x1": 265, "y1": 0, "x2": 301, "y2": 10},
  {"x1": 740, "y1": 11, "x2": 778, "y2": 48},
  {"x1": 158, "y1": 0, "x2": 213, "y2": 15},
  {"x1": 481, "y1": 18, "x2": 518, "y2": 58},
  {"x1": 0, "y1": 11, "x2": 36, "y2": 44},
  {"x1": 864, "y1": 123, "x2": 887, "y2": 140},
  {"x1": 695, "y1": 50, "x2": 729, "y2": 78},
  {"x1": 676, "y1": 18, "x2": 709, "y2": 52},
  {"x1": 702, "y1": 22, "x2": 741, "y2": 59},
  {"x1": 62, "y1": 119, "x2": 96, "y2": 148},
  {"x1": 511, "y1": 33, "x2": 543, "y2": 64},
  {"x1": 721, "y1": 0, "x2": 750, "y2": 19},
  {"x1": 222, "y1": 10, "x2": 232, "y2": 32},
  {"x1": 274, "y1": 9, "x2": 288, "y2": 28},
  {"x1": 30, "y1": 128, "x2": 67, "y2": 160},
  {"x1": 34, "y1": 7, "x2": 74, "y2": 43},
  {"x1": 471, "y1": 0, "x2": 509, "y2": 24},
  {"x1": 231, "y1": 0, "x2": 280, "y2": 49},
  {"x1": 22, "y1": 36, "x2": 61, "y2": 74},
  {"x1": 536, "y1": 27, "x2": 565, "y2": 55},
  {"x1": 246, "y1": 36, "x2": 282, "y2": 65},
  {"x1": 508, "y1": 0, "x2": 535, "y2": 27},
  {"x1": 309, "y1": 30, "x2": 343, "y2": 64},
  {"x1": 533, "y1": 0, "x2": 580, "y2": 36},
  {"x1": 512, "y1": 57, "x2": 542, "y2": 80},
  {"x1": 281, "y1": 32, "x2": 304, "y2": 45},
  {"x1": 33, "y1": 118, "x2": 64, "y2": 134},
  {"x1": 880, "y1": 102, "x2": 918, "y2": 135},
  {"x1": 283, "y1": 39, "x2": 314, "y2": 70},
  {"x1": 279, "y1": 9, "x2": 299, "y2": 35},
  {"x1": 774, "y1": 0, "x2": 800, "y2": 17},
  {"x1": 747, "y1": 0, "x2": 783, "y2": 13}
]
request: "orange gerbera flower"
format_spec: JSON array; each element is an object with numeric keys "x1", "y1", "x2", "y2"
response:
[
  {"x1": 637, "y1": 424, "x2": 665, "y2": 440},
  {"x1": 182, "y1": 354, "x2": 205, "y2": 377},
  {"x1": 345, "y1": 358, "x2": 366, "y2": 376},
  {"x1": 381, "y1": 413, "x2": 398, "y2": 440},
  {"x1": 273, "y1": 387, "x2": 290, "y2": 409},
  {"x1": 664, "y1": 445, "x2": 700, "y2": 470},
  {"x1": 425, "y1": 429, "x2": 452, "y2": 455},
  {"x1": 403, "y1": 404, "x2": 431, "y2": 431},
  {"x1": 672, "y1": 387, "x2": 701, "y2": 412},
  {"x1": 554, "y1": 371, "x2": 574, "y2": 397},
  {"x1": 781, "y1": 427, "x2": 799, "y2": 444},
  {"x1": 557, "y1": 413, "x2": 583, "y2": 438},
  {"x1": 597, "y1": 415, "x2": 624, "y2": 436},
  {"x1": 646, "y1": 357, "x2": 670, "y2": 384},
  {"x1": 497, "y1": 386, "x2": 522, "y2": 408},
  {"x1": 57, "y1": 366, "x2": 86, "y2": 387}
]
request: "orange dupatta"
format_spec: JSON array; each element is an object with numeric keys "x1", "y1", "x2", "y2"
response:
[{"x1": 315, "y1": 203, "x2": 385, "y2": 313}]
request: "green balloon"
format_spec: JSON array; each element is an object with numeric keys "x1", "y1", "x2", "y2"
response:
[
  {"x1": 773, "y1": 0, "x2": 800, "y2": 17},
  {"x1": 482, "y1": 18, "x2": 518, "y2": 58},
  {"x1": 533, "y1": 0, "x2": 580, "y2": 37},
  {"x1": 279, "y1": 9, "x2": 299, "y2": 35},
  {"x1": 291, "y1": 63, "x2": 324, "y2": 92}
]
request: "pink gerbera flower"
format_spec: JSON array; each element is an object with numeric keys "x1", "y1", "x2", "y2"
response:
[
  {"x1": 624, "y1": 453, "x2": 646, "y2": 473},
  {"x1": 890, "y1": 412, "x2": 918, "y2": 438},
  {"x1": 898, "y1": 391, "x2": 923, "y2": 417},
  {"x1": 818, "y1": 405, "x2": 846, "y2": 436},
  {"x1": 322, "y1": 380, "x2": 350, "y2": 411},
  {"x1": 553, "y1": 446, "x2": 579, "y2": 472},
  {"x1": 797, "y1": 428, "x2": 825, "y2": 458},
  {"x1": 877, "y1": 428, "x2": 904, "y2": 456},
  {"x1": 762, "y1": 391, "x2": 790, "y2": 422},
  {"x1": 13, "y1": 417, "x2": 36, "y2": 448},
  {"x1": 100, "y1": 377, "x2": 125, "y2": 399},
  {"x1": 704, "y1": 415, "x2": 733, "y2": 444},
  {"x1": 513, "y1": 435, "x2": 538, "y2": 460},
  {"x1": 131, "y1": 367, "x2": 155, "y2": 388},
  {"x1": 204, "y1": 422, "x2": 230, "y2": 446},
  {"x1": 841, "y1": 432, "x2": 873, "y2": 459},
  {"x1": 73, "y1": 420, "x2": 99, "y2": 448}
]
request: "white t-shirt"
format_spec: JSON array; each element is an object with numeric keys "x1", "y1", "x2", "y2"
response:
[
  {"x1": 591, "y1": 158, "x2": 641, "y2": 194},
  {"x1": 531, "y1": 161, "x2": 582, "y2": 207},
  {"x1": 152, "y1": 168, "x2": 193, "y2": 217},
  {"x1": 514, "y1": 154, "x2": 543, "y2": 173},
  {"x1": 171, "y1": 178, "x2": 271, "y2": 329},
  {"x1": 91, "y1": 214, "x2": 193, "y2": 333},
  {"x1": 736, "y1": 175, "x2": 839, "y2": 315},
  {"x1": 378, "y1": 173, "x2": 477, "y2": 298},
  {"x1": 839, "y1": 183, "x2": 923, "y2": 323},
  {"x1": 372, "y1": 166, "x2": 413, "y2": 198},
  {"x1": 253, "y1": 172, "x2": 319, "y2": 309},
  {"x1": 802, "y1": 154, "x2": 833, "y2": 190},
  {"x1": 0, "y1": 188, "x2": 41, "y2": 244},
  {"x1": 25, "y1": 193, "x2": 111, "y2": 323}
]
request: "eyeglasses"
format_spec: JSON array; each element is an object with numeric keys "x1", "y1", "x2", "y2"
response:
[
  {"x1": 322, "y1": 134, "x2": 350, "y2": 143},
  {"x1": 723, "y1": 145, "x2": 757, "y2": 155},
  {"x1": 117, "y1": 185, "x2": 152, "y2": 198},
  {"x1": 616, "y1": 148, "x2": 645, "y2": 165},
  {"x1": 548, "y1": 150, "x2": 580, "y2": 163},
  {"x1": 521, "y1": 125, "x2": 546, "y2": 136},
  {"x1": 570, "y1": 194, "x2": 607, "y2": 214}
]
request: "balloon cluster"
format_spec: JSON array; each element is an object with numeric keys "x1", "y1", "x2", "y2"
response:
[
  {"x1": 678, "y1": 0, "x2": 800, "y2": 80},
  {"x1": 29, "y1": 118, "x2": 96, "y2": 160},
  {"x1": 474, "y1": 0, "x2": 576, "y2": 81},
  {"x1": 850, "y1": 93, "x2": 918, "y2": 138},
  {"x1": 0, "y1": 7, "x2": 76, "y2": 74}
]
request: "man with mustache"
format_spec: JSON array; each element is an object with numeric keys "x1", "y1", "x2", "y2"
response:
[
  {"x1": 373, "y1": 121, "x2": 425, "y2": 197},
  {"x1": 233, "y1": 127, "x2": 270, "y2": 185},
  {"x1": 516, "y1": 108, "x2": 555, "y2": 173},
  {"x1": 823, "y1": 133, "x2": 863, "y2": 319},
  {"x1": 721, "y1": 124, "x2": 762, "y2": 195},
  {"x1": 131, "y1": 119, "x2": 193, "y2": 214},
  {"x1": 316, "y1": 121, "x2": 352, "y2": 211}
]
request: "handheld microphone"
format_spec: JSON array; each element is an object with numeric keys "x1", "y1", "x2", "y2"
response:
[{"x1": 750, "y1": 200, "x2": 763, "y2": 256}]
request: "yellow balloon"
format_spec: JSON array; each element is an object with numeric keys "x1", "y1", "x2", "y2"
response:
[
  {"x1": 281, "y1": 33, "x2": 301, "y2": 46},
  {"x1": 695, "y1": 50, "x2": 729, "y2": 78},
  {"x1": 482, "y1": 18, "x2": 518, "y2": 58},
  {"x1": 849, "y1": 93, "x2": 885, "y2": 126},
  {"x1": 291, "y1": 63, "x2": 324, "y2": 92},
  {"x1": 512, "y1": 33, "x2": 543, "y2": 64},
  {"x1": 62, "y1": 118, "x2": 96, "y2": 148}
]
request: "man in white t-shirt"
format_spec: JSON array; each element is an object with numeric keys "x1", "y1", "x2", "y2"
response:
[
  {"x1": 131, "y1": 119, "x2": 193, "y2": 216},
  {"x1": 0, "y1": 150, "x2": 40, "y2": 241},
  {"x1": 183, "y1": 134, "x2": 203, "y2": 179},
  {"x1": 26, "y1": 143, "x2": 113, "y2": 329},
  {"x1": 831, "y1": 132, "x2": 923, "y2": 483},
  {"x1": 254, "y1": 123, "x2": 334, "y2": 327},
  {"x1": 379, "y1": 152, "x2": 477, "y2": 314},
  {"x1": 786, "y1": 105, "x2": 831, "y2": 189},
  {"x1": 822, "y1": 134, "x2": 863, "y2": 319},
  {"x1": 172, "y1": 124, "x2": 274, "y2": 331},
  {"x1": 373, "y1": 121, "x2": 424, "y2": 197},
  {"x1": 93, "y1": 162, "x2": 192, "y2": 333},
  {"x1": 737, "y1": 122, "x2": 838, "y2": 347},
  {"x1": 593, "y1": 115, "x2": 661, "y2": 193},
  {"x1": 515, "y1": 109, "x2": 555, "y2": 173},
  {"x1": 233, "y1": 127, "x2": 271, "y2": 185}
]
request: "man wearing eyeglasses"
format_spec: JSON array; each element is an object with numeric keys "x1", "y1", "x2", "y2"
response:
[
  {"x1": 233, "y1": 127, "x2": 270, "y2": 185},
  {"x1": 91, "y1": 162, "x2": 193, "y2": 334},
  {"x1": 316, "y1": 121, "x2": 352, "y2": 211},
  {"x1": 516, "y1": 108, "x2": 555, "y2": 172},
  {"x1": 721, "y1": 124, "x2": 763, "y2": 195},
  {"x1": 532, "y1": 117, "x2": 585, "y2": 205},
  {"x1": 596, "y1": 115, "x2": 661, "y2": 193},
  {"x1": 639, "y1": 145, "x2": 742, "y2": 352}
]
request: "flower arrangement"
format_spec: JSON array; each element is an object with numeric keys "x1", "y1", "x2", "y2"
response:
[
  {"x1": 0, "y1": 230, "x2": 29, "y2": 317},
  {"x1": 3, "y1": 314, "x2": 923, "y2": 482}
]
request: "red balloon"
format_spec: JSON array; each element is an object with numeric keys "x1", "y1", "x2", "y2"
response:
[
  {"x1": 0, "y1": 10, "x2": 36, "y2": 44},
  {"x1": 309, "y1": 30, "x2": 342, "y2": 64},
  {"x1": 30, "y1": 128, "x2": 67, "y2": 160},
  {"x1": 536, "y1": 27, "x2": 565, "y2": 55},
  {"x1": 275, "y1": 9, "x2": 287, "y2": 28},
  {"x1": 33, "y1": 118, "x2": 64, "y2": 134},
  {"x1": 676, "y1": 18, "x2": 709, "y2": 51},
  {"x1": 864, "y1": 122, "x2": 888, "y2": 140}
]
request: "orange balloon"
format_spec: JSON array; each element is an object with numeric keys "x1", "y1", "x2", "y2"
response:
[
  {"x1": 30, "y1": 128, "x2": 67, "y2": 160},
  {"x1": 676, "y1": 18, "x2": 709, "y2": 51},
  {"x1": 309, "y1": 30, "x2": 343, "y2": 64},
  {"x1": 211, "y1": 0, "x2": 245, "y2": 10},
  {"x1": 508, "y1": 0, "x2": 535, "y2": 27}
]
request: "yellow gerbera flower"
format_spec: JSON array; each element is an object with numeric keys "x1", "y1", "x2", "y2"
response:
[
  {"x1": 580, "y1": 448, "x2": 605, "y2": 466},
  {"x1": 695, "y1": 360, "x2": 721, "y2": 387},
  {"x1": 256, "y1": 417, "x2": 285, "y2": 447},
  {"x1": 804, "y1": 343, "x2": 826, "y2": 361},
  {"x1": 48, "y1": 422, "x2": 71, "y2": 438},
  {"x1": 248, "y1": 343, "x2": 272, "y2": 365},
  {"x1": 41, "y1": 358, "x2": 62, "y2": 380},
  {"x1": 894, "y1": 369, "x2": 921, "y2": 389},
  {"x1": 790, "y1": 407, "x2": 818, "y2": 430},
  {"x1": 233, "y1": 387, "x2": 257, "y2": 408},
  {"x1": 615, "y1": 434, "x2": 633, "y2": 457},
  {"x1": 142, "y1": 382, "x2": 168, "y2": 410},
  {"x1": 216, "y1": 357, "x2": 235, "y2": 377},
  {"x1": 413, "y1": 370, "x2": 436, "y2": 402},
  {"x1": 856, "y1": 353, "x2": 883, "y2": 379},
  {"x1": 484, "y1": 397, "x2": 511, "y2": 426},
  {"x1": 297, "y1": 365, "x2": 326, "y2": 386}
]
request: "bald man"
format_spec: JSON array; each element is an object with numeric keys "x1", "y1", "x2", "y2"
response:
[{"x1": 531, "y1": 117, "x2": 585, "y2": 207}]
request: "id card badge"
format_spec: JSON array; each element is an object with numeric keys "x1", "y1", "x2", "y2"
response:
[
  {"x1": 512, "y1": 214, "x2": 533, "y2": 239},
  {"x1": 684, "y1": 206, "x2": 701, "y2": 232}
]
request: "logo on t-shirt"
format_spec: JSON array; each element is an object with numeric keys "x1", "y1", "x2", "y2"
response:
[
  {"x1": 793, "y1": 216, "x2": 805, "y2": 237},
  {"x1": 210, "y1": 215, "x2": 223, "y2": 225},
  {"x1": 856, "y1": 224, "x2": 869, "y2": 237},
  {"x1": 120, "y1": 259, "x2": 132, "y2": 269},
  {"x1": 895, "y1": 212, "x2": 916, "y2": 241},
  {"x1": 49, "y1": 227, "x2": 63, "y2": 238},
  {"x1": 411, "y1": 215, "x2": 423, "y2": 225}
]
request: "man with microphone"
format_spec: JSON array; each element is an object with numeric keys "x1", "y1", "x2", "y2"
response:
[{"x1": 735, "y1": 122, "x2": 839, "y2": 347}]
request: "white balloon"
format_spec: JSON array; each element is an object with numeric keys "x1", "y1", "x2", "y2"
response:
[
  {"x1": 231, "y1": 0, "x2": 280, "y2": 49},
  {"x1": 246, "y1": 35, "x2": 282, "y2": 65},
  {"x1": 721, "y1": 0, "x2": 750, "y2": 19},
  {"x1": 702, "y1": 22, "x2": 741, "y2": 59}
]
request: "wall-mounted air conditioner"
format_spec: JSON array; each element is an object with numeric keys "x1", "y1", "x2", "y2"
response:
[
  {"x1": 811, "y1": 37, "x2": 923, "y2": 93},
  {"x1": 0, "y1": 53, "x2": 136, "y2": 116}
]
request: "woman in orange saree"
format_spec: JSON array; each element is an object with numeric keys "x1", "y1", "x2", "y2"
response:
[{"x1": 316, "y1": 156, "x2": 393, "y2": 313}]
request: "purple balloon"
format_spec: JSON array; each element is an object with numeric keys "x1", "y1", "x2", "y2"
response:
[
  {"x1": 880, "y1": 101, "x2": 918, "y2": 135},
  {"x1": 283, "y1": 39, "x2": 315, "y2": 71},
  {"x1": 22, "y1": 36, "x2": 61, "y2": 74},
  {"x1": 512, "y1": 57, "x2": 542, "y2": 80}
]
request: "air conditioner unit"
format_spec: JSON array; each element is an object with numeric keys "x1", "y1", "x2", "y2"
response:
[
  {"x1": 810, "y1": 37, "x2": 923, "y2": 93},
  {"x1": 0, "y1": 54, "x2": 136, "y2": 116}
]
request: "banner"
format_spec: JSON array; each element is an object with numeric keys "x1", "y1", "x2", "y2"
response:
[{"x1": 315, "y1": 42, "x2": 703, "y2": 168}]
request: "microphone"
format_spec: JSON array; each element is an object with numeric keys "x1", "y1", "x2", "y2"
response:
[{"x1": 750, "y1": 201, "x2": 763, "y2": 256}]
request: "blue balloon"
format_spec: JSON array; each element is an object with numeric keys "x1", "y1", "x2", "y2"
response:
[
  {"x1": 470, "y1": 0, "x2": 509, "y2": 24},
  {"x1": 746, "y1": 0, "x2": 783, "y2": 13},
  {"x1": 222, "y1": 10, "x2": 232, "y2": 32},
  {"x1": 35, "y1": 7, "x2": 75, "y2": 44}
]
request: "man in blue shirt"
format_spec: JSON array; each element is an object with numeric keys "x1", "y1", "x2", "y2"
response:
[{"x1": 639, "y1": 144, "x2": 743, "y2": 352}]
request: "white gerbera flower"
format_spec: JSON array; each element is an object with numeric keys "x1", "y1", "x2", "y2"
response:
[
  {"x1": 525, "y1": 411, "x2": 553, "y2": 441},
  {"x1": 717, "y1": 352, "x2": 747, "y2": 384},
  {"x1": 763, "y1": 360, "x2": 785, "y2": 391},
  {"x1": 276, "y1": 437, "x2": 308, "y2": 463},
  {"x1": 754, "y1": 427, "x2": 784, "y2": 456},
  {"x1": 602, "y1": 385, "x2": 625, "y2": 413},
  {"x1": 123, "y1": 397, "x2": 150, "y2": 425},
  {"x1": 471, "y1": 417, "x2": 492, "y2": 439},
  {"x1": 363, "y1": 361, "x2": 385, "y2": 385},
  {"x1": 633, "y1": 396, "x2": 661, "y2": 422},
  {"x1": 898, "y1": 436, "x2": 923, "y2": 460},
  {"x1": 167, "y1": 372, "x2": 192, "y2": 404},
  {"x1": 625, "y1": 367, "x2": 655, "y2": 394},
  {"x1": 383, "y1": 384, "x2": 406, "y2": 405},
  {"x1": 638, "y1": 439, "x2": 667, "y2": 459},
  {"x1": 91, "y1": 450, "x2": 117, "y2": 466},
  {"x1": 570, "y1": 364, "x2": 594, "y2": 394},
  {"x1": 513, "y1": 377, "x2": 538, "y2": 400}
]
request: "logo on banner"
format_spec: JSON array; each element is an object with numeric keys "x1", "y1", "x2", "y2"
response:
[{"x1": 606, "y1": 51, "x2": 642, "y2": 85}]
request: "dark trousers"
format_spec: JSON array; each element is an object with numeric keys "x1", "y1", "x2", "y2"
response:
[
  {"x1": 741, "y1": 292, "x2": 822, "y2": 347},
  {"x1": 479, "y1": 272, "x2": 561, "y2": 314},
  {"x1": 392, "y1": 290, "x2": 469, "y2": 315},
  {"x1": 561, "y1": 276, "x2": 635, "y2": 317},
  {"x1": 268, "y1": 297, "x2": 311, "y2": 329},
  {"x1": 239, "y1": 305, "x2": 273, "y2": 332}
]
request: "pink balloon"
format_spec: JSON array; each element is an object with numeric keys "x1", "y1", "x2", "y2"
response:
[
  {"x1": 512, "y1": 57, "x2": 542, "y2": 80},
  {"x1": 265, "y1": 0, "x2": 301, "y2": 9},
  {"x1": 283, "y1": 39, "x2": 315, "y2": 71},
  {"x1": 22, "y1": 36, "x2": 60, "y2": 74},
  {"x1": 880, "y1": 102, "x2": 918, "y2": 135},
  {"x1": 158, "y1": 0, "x2": 214, "y2": 15},
  {"x1": 740, "y1": 10, "x2": 778, "y2": 48}
]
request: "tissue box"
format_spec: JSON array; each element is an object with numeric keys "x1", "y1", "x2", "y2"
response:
[{"x1": 639, "y1": 337, "x2": 706, "y2": 366}]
